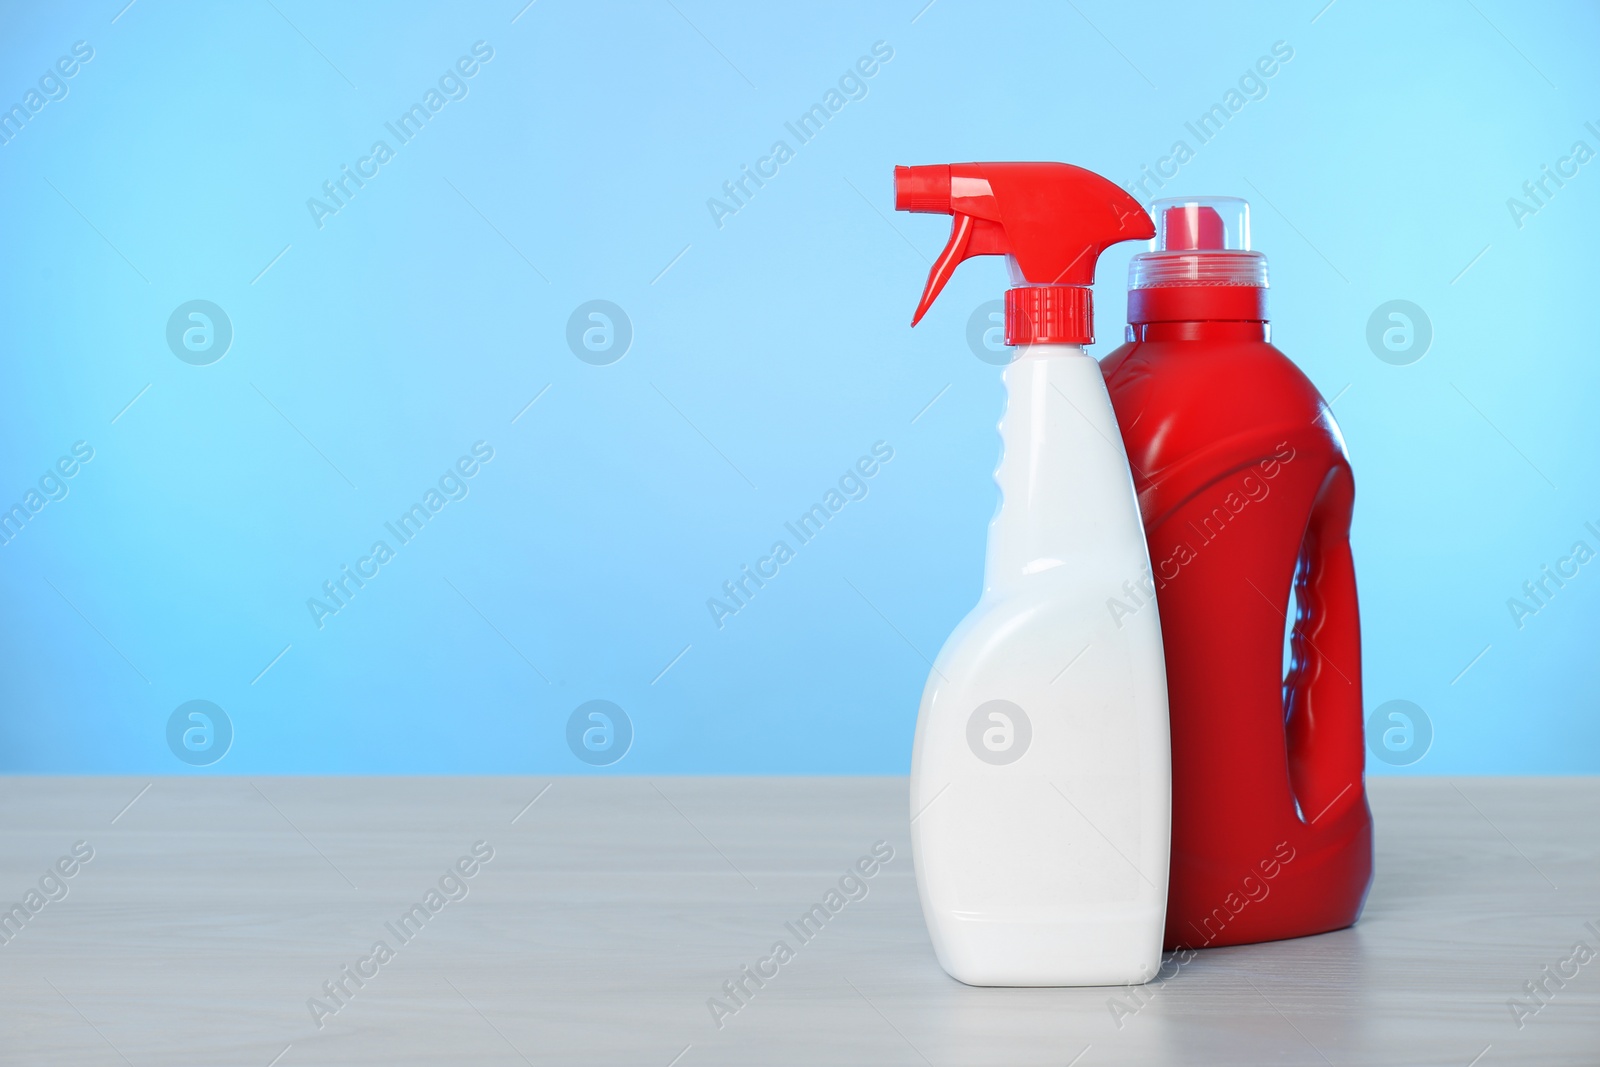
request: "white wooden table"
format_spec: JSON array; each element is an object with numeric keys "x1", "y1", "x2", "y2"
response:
[{"x1": 0, "y1": 776, "x2": 1595, "y2": 1065}]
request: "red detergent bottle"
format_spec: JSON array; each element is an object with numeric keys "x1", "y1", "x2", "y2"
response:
[{"x1": 1100, "y1": 197, "x2": 1372, "y2": 950}]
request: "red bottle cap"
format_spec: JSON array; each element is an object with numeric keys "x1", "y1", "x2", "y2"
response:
[
  {"x1": 1164, "y1": 203, "x2": 1226, "y2": 250},
  {"x1": 1127, "y1": 197, "x2": 1269, "y2": 325},
  {"x1": 1004, "y1": 286, "x2": 1093, "y2": 346}
]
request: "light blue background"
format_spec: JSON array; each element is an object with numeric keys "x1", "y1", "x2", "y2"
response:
[{"x1": 1, "y1": 0, "x2": 1595, "y2": 775}]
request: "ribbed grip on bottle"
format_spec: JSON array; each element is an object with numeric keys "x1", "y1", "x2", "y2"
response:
[{"x1": 1005, "y1": 285, "x2": 1093, "y2": 346}]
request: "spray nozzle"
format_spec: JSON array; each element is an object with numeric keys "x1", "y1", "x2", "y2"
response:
[{"x1": 893, "y1": 162, "x2": 1154, "y2": 344}]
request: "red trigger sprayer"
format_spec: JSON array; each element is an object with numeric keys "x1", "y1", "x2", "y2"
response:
[
  {"x1": 894, "y1": 162, "x2": 1153, "y2": 343},
  {"x1": 894, "y1": 162, "x2": 1172, "y2": 987}
]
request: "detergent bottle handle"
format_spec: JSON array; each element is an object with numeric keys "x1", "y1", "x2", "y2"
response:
[{"x1": 1284, "y1": 464, "x2": 1366, "y2": 827}]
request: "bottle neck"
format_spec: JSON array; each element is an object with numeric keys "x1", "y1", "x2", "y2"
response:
[
  {"x1": 985, "y1": 344, "x2": 1146, "y2": 592},
  {"x1": 1127, "y1": 320, "x2": 1269, "y2": 343},
  {"x1": 1127, "y1": 283, "x2": 1266, "y2": 333}
]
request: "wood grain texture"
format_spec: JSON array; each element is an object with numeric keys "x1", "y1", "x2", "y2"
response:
[{"x1": 0, "y1": 776, "x2": 1595, "y2": 1065}]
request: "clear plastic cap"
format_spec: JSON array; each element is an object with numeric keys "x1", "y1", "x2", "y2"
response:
[
  {"x1": 1129, "y1": 196, "x2": 1267, "y2": 289},
  {"x1": 1154, "y1": 197, "x2": 1250, "y2": 251}
]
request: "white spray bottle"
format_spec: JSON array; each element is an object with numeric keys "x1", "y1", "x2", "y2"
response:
[{"x1": 895, "y1": 162, "x2": 1170, "y2": 986}]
